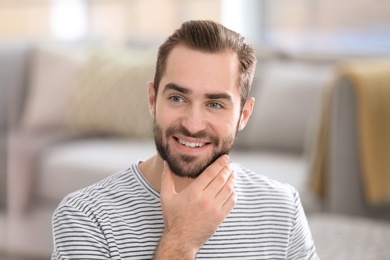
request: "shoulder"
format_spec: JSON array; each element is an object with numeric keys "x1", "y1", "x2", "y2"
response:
[
  {"x1": 232, "y1": 163, "x2": 318, "y2": 259},
  {"x1": 233, "y1": 162, "x2": 300, "y2": 205},
  {"x1": 55, "y1": 165, "x2": 138, "y2": 215},
  {"x1": 231, "y1": 163, "x2": 307, "y2": 236}
]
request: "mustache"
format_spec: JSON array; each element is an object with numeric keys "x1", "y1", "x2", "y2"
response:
[{"x1": 166, "y1": 125, "x2": 219, "y2": 145}]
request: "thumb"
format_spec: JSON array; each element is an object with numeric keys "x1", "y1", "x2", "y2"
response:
[{"x1": 160, "y1": 161, "x2": 176, "y2": 200}]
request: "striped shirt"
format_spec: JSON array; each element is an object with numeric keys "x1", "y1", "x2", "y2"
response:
[{"x1": 52, "y1": 162, "x2": 318, "y2": 259}]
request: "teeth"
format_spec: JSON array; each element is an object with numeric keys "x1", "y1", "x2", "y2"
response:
[{"x1": 178, "y1": 139, "x2": 205, "y2": 148}]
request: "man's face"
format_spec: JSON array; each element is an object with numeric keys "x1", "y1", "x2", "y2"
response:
[{"x1": 149, "y1": 45, "x2": 253, "y2": 178}]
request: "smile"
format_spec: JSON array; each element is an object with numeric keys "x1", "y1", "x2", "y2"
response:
[{"x1": 178, "y1": 138, "x2": 206, "y2": 148}]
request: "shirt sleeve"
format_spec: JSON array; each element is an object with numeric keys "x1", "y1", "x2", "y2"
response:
[
  {"x1": 286, "y1": 186, "x2": 319, "y2": 260},
  {"x1": 52, "y1": 202, "x2": 110, "y2": 260}
]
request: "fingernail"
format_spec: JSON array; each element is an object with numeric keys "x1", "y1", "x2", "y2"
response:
[
  {"x1": 227, "y1": 162, "x2": 233, "y2": 171},
  {"x1": 222, "y1": 154, "x2": 229, "y2": 163}
]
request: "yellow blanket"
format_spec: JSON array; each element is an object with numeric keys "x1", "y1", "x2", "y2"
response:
[{"x1": 311, "y1": 59, "x2": 390, "y2": 206}]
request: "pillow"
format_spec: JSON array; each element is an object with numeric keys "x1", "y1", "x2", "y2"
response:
[
  {"x1": 21, "y1": 44, "x2": 87, "y2": 133},
  {"x1": 65, "y1": 47, "x2": 156, "y2": 138},
  {"x1": 236, "y1": 59, "x2": 333, "y2": 153}
]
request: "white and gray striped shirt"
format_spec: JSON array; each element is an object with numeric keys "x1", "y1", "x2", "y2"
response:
[{"x1": 52, "y1": 162, "x2": 318, "y2": 259}]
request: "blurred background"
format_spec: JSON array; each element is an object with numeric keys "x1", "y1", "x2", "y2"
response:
[
  {"x1": 1, "y1": 0, "x2": 390, "y2": 259},
  {"x1": 1, "y1": 0, "x2": 390, "y2": 51}
]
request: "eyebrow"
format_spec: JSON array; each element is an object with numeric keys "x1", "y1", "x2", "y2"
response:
[
  {"x1": 163, "y1": 82, "x2": 233, "y2": 102},
  {"x1": 205, "y1": 93, "x2": 233, "y2": 102},
  {"x1": 163, "y1": 83, "x2": 192, "y2": 95}
]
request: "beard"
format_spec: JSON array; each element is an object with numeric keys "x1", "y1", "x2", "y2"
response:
[{"x1": 153, "y1": 120, "x2": 237, "y2": 179}]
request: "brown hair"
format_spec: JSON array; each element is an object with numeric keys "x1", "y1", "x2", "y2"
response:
[{"x1": 154, "y1": 20, "x2": 257, "y2": 107}]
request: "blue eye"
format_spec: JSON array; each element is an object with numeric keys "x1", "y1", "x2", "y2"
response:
[
  {"x1": 208, "y1": 102, "x2": 223, "y2": 110},
  {"x1": 169, "y1": 95, "x2": 184, "y2": 103}
]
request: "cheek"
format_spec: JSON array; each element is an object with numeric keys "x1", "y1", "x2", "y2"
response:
[
  {"x1": 154, "y1": 100, "x2": 166, "y2": 120},
  {"x1": 155, "y1": 105, "x2": 177, "y2": 129},
  {"x1": 214, "y1": 116, "x2": 240, "y2": 137}
]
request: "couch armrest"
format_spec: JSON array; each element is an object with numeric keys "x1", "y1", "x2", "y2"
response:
[
  {"x1": 7, "y1": 130, "x2": 77, "y2": 215},
  {"x1": 0, "y1": 42, "x2": 32, "y2": 130},
  {"x1": 0, "y1": 135, "x2": 7, "y2": 209},
  {"x1": 327, "y1": 78, "x2": 366, "y2": 216}
]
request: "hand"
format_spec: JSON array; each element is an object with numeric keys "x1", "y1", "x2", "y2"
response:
[{"x1": 155, "y1": 155, "x2": 237, "y2": 259}]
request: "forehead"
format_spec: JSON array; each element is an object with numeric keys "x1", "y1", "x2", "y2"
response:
[{"x1": 160, "y1": 45, "x2": 241, "y2": 98}]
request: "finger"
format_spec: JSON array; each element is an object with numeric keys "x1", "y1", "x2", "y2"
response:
[
  {"x1": 221, "y1": 189, "x2": 237, "y2": 214},
  {"x1": 190, "y1": 155, "x2": 230, "y2": 191},
  {"x1": 203, "y1": 164, "x2": 234, "y2": 198},
  {"x1": 160, "y1": 161, "x2": 176, "y2": 200},
  {"x1": 215, "y1": 168, "x2": 236, "y2": 204}
]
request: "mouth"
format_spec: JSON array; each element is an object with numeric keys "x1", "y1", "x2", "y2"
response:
[
  {"x1": 173, "y1": 135, "x2": 213, "y2": 151},
  {"x1": 177, "y1": 138, "x2": 207, "y2": 148}
]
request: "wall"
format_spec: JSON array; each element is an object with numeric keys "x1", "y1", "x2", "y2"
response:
[{"x1": 0, "y1": 0, "x2": 221, "y2": 44}]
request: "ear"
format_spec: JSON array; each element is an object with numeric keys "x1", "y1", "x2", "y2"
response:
[
  {"x1": 238, "y1": 97, "x2": 255, "y2": 131},
  {"x1": 148, "y1": 81, "x2": 156, "y2": 118}
]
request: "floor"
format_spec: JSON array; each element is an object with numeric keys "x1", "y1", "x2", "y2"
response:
[{"x1": 308, "y1": 213, "x2": 390, "y2": 260}]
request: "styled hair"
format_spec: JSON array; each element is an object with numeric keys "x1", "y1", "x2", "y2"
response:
[{"x1": 154, "y1": 20, "x2": 257, "y2": 107}]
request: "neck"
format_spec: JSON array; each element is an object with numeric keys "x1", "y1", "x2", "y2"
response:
[{"x1": 138, "y1": 154, "x2": 194, "y2": 193}]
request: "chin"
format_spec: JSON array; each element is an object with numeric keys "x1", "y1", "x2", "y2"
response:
[{"x1": 167, "y1": 153, "x2": 220, "y2": 179}]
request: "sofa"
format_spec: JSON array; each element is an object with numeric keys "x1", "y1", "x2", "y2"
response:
[{"x1": 0, "y1": 40, "x2": 379, "y2": 258}]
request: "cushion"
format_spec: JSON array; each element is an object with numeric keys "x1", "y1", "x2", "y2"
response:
[
  {"x1": 21, "y1": 43, "x2": 87, "y2": 133},
  {"x1": 65, "y1": 47, "x2": 156, "y2": 138},
  {"x1": 236, "y1": 59, "x2": 333, "y2": 153}
]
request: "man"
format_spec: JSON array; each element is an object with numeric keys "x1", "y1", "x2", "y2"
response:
[{"x1": 52, "y1": 20, "x2": 318, "y2": 259}]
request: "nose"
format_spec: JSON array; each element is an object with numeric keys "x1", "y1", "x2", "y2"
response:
[{"x1": 181, "y1": 106, "x2": 207, "y2": 135}]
